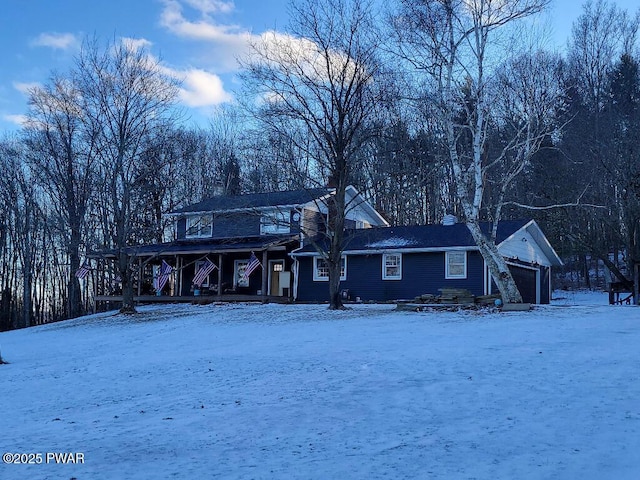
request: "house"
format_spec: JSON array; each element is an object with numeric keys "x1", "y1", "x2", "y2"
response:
[
  {"x1": 291, "y1": 219, "x2": 563, "y2": 304},
  {"x1": 92, "y1": 186, "x2": 388, "y2": 304}
]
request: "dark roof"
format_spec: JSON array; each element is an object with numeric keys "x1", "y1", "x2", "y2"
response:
[
  {"x1": 89, "y1": 234, "x2": 298, "y2": 259},
  {"x1": 171, "y1": 188, "x2": 332, "y2": 215},
  {"x1": 294, "y1": 220, "x2": 529, "y2": 253}
]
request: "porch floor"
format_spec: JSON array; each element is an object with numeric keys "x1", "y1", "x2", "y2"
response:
[{"x1": 94, "y1": 294, "x2": 292, "y2": 304}]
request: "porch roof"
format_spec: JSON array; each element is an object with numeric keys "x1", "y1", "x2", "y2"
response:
[{"x1": 89, "y1": 234, "x2": 299, "y2": 259}]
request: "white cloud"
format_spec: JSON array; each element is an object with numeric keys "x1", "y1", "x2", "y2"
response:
[
  {"x1": 159, "y1": 0, "x2": 253, "y2": 72},
  {"x1": 159, "y1": 63, "x2": 233, "y2": 107},
  {"x1": 178, "y1": 69, "x2": 234, "y2": 107},
  {"x1": 13, "y1": 82, "x2": 41, "y2": 96},
  {"x1": 157, "y1": 0, "x2": 351, "y2": 109},
  {"x1": 183, "y1": 0, "x2": 235, "y2": 15},
  {"x1": 160, "y1": 0, "x2": 246, "y2": 42},
  {"x1": 31, "y1": 32, "x2": 79, "y2": 51},
  {"x1": 121, "y1": 37, "x2": 153, "y2": 52},
  {"x1": 3, "y1": 114, "x2": 28, "y2": 126}
]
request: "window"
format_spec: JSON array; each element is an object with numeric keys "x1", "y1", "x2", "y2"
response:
[
  {"x1": 313, "y1": 256, "x2": 346, "y2": 281},
  {"x1": 186, "y1": 214, "x2": 213, "y2": 238},
  {"x1": 382, "y1": 253, "x2": 402, "y2": 280},
  {"x1": 234, "y1": 260, "x2": 249, "y2": 287},
  {"x1": 445, "y1": 251, "x2": 467, "y2": 279},
  {"x1": 260, "y1": 210, "x2": 290, "y2": 234}
]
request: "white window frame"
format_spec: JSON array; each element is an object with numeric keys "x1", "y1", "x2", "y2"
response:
[
  {"x1": 445, "y1": 251, "x2": 467, "y2": 279},
  {"x1": 260, "y1": 210, "x2": 290, "y2": 234},
  {"x1": 234, "y1": 260, "x2": 249, "y2": 287},
  {"x1": 382, "y1": 253, "x2": 402, "y2": 280},
  {"x1": 186, "y1": 214, "x2": 213, "y2": 238},
  {"x1": 313, "y1": 256, "x2": 347, "y2": 282}
]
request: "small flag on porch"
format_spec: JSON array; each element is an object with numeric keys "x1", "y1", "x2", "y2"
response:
[
  {"x1": 154, "y1": 260, "x2": 172, "y2": 292},
  {"x1": 242, "y1": 252, "x2": 262, "y2": 282},
  {"x1": 75, "y1": 261, "x2": 91, "y2": 279},
  {"x1": 193, "y1": 259, "x2": 218, "y2": 287}
]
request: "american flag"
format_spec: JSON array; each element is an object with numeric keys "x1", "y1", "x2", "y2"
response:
[
  {"x1": 193, "y1": 259, "x2": 217, "y2": 287},
  {"x1": 154, "y1": 260, "x2": 172, "y2": 292},
  {"x1": 242, "y1": 252, "x2": 262, "y2": 282},
  {"x1": 75, "y1": 261, "x2": 91, "y2": 279}
]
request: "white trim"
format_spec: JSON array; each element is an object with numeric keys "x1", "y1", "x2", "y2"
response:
[
  {"x1": 313, "y1": 256, "x2": 347, "y2": 282},
  {"x1": 445, "y1": 251, "x2": 467, "y2": 279},
  {"x1": 483, "y1": 259, "x2": 488, "y2": 296},
  {"x1": 292, "y1": 257, "x2": 299, "y2": 300},
  {"x1": 497, "y1": 220, "x2": 563, "y2": 267},
  {"x1": 234, "y1": 259, "x2": 249, "y2": 287},
  {"x1": 167, "y1": 203, "x2": 306, "y2": 217},
  {"x1": 382, "y1": 253, "x2": 402, "y2": 280},
  {"x1": 506, "y1": 261, "x2": 541, "y2": 304},
  {"x1": 505, "y1": 261, "x2": 538, "y2": 271},
  {"x1": 185, "y1": 214, "x2": 213, "y2": 238},
  {"x1": 260, "y1": 209, "x2": 291, "y2": 235},
  {"x1": 292, "y1": 246, "x2": 479, "y2": 257},
  {"x1": 267, "y1": 259, "x2": 285, "y2": 295}
]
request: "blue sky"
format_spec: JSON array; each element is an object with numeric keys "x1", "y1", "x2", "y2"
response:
[
  {"x1": 0, "y1": 0, "x2": 289, "y2": 132},
  {"x1": 0, "y1": 0, "x2": 638, "y2": 134}
]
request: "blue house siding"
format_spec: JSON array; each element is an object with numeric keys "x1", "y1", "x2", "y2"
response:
[
  {"x1": 296, "y1": 251, "x2": 485, "y2": 302},
  {"x1": 213, "y1": 212, "x2": 260, "y2": 238},
  {"x1": 176, "y1": 213, "x2": 261, "y2": 240}
]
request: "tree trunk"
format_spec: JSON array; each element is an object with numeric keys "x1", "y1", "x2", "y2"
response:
[
  {"x1": 467, "y1": 221, "x2": 523, "y2": 304},
  {"x1": 67, "y1": 229, "x2": 83, "y2": 318},
  {"x1": 327, "y1": 179, "x2": 347, "y2": 310},
  {"x1": 119, "y1": 251, "x2": 136, "y2": 314}
]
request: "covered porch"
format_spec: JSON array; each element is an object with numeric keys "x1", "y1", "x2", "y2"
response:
[{"x1": 90, "y1": 234, "x2": 299, "y2": 310}]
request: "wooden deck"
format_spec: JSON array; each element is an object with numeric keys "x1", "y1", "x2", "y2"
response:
[{"x1": 94, "y1": 294, "x2": 293, "y2": 305}]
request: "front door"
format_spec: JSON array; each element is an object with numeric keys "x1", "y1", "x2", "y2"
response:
[{"x1": 269, "y1": 260, "x2": 285, "y2": 296}]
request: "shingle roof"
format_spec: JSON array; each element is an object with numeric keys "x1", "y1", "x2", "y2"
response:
[
  {"x1": 89, "y1": 234, "x2": 299, "y2": 258},
  {"x1": 171, "y1": 188, "x2": 332, "y2": 215},
  {"x1": 294, "y1": 220, "x2": 529, "y2": 253}
]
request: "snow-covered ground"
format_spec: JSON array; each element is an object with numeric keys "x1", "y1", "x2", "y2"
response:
[{"x1": 1, "y1": 291, "x2": 639, "y2": 479}]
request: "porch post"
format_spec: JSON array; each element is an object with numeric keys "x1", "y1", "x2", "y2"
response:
[
  {"x1": 217, "y1": 253, "x2": 223, "y2": 297},
  {"x1": 261, "y1": 250, "x2": 268, "y2": 299},
  {"x1": 137, "y1": 258, "x2": 142, "y2": 296},
  {"x1": 634, "y1": 262, "x2": 639, "y2": 306},
  {"x1": 178, "y1": 257, "x2": 184, "y2": 297}
]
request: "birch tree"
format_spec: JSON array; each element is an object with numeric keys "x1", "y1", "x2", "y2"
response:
[{"x1": 392, "y1": 0, "x2": 554, "y2": 303}]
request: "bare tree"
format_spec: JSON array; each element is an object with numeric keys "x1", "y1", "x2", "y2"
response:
[
  {"x1": 23, "y1": 75, "x2": 97, "y2": 319},
  {"x1": 0, "y1": 140, "x2": 42, "y2": 327},
  {"x1": 392, "y1": 0, "x2": 556, "y2": 303},
  {"x1": 75, "y1": 38, "x2": 180, "y2": 313},
  {"x1": 241, "y1": 0, "x2": 387, "y2": 309}
]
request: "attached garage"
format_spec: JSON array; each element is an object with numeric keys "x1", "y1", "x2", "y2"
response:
[{"x1": 508, "y1": 264, "x2": 538, "y2": 304}]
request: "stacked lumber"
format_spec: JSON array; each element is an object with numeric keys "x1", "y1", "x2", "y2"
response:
[
  {"x1": 396, "y1": 289, "x2": 505, "y2": 312},
  {"x1": 437, "y1": 288, "x2": 475, "y2": 305}
]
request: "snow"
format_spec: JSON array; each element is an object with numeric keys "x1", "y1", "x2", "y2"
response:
[
  {"x1": 2, "y1": 291, "x2": 640, "y2": 479},
  {"x1": 365, "y1": 237, "x2": 419, "y2": 248}
]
